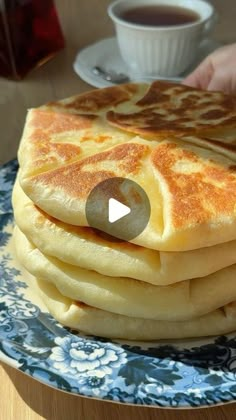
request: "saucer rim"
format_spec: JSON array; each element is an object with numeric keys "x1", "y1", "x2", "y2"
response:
[{"x1": 73, "y1": 36, "x2": 222, "y2": 88}]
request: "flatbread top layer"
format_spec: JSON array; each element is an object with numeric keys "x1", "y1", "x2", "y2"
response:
[
  {"x1": 18, "y1": 82, "x2": 236, "y2": 251},
  {"x1": 107, "y1": 81, "x2": 236, "y2": 142}
]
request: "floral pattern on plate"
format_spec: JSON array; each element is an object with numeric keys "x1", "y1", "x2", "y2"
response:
[{"x1": 1, "y1": 159, "x2": 236, "y2": 408}]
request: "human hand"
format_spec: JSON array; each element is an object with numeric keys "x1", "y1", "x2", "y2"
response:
[{"x1": 182, "y1": 43, "x2": 236, "y2": 94}]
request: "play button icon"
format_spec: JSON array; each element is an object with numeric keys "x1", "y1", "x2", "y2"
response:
[
  {"x1": 108, "y1": 198, "x2": 131, "y2": 223},
  {"x1": 85, "y1": 177, "x2": 151, "y2": 242}
]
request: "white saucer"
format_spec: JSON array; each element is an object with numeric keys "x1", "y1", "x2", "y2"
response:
[{"x1": 73, "y1": 37, "x2": 222, "y2": 88}]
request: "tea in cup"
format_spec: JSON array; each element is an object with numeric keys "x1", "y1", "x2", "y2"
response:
[{"x1": 108, "y1": 0, "x2": 217, "y2": 77}]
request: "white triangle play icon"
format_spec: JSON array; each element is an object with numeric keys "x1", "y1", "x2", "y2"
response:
[{"x1": 108, "y1": 198, "x2": 131, "y2": 223}]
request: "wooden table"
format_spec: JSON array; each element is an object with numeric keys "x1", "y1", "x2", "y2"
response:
[{"x1": 1, "y1": 0, "x2": 236, "y2": 418}]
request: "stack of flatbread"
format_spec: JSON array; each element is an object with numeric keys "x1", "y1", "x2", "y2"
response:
[{"x1": 12, "y1": 81, "x2": 236, "y2": 340}]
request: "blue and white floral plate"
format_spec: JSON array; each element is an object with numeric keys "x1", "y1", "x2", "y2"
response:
[{"x1": 1, "y1": 160, "x2": 236, "y2": 409}]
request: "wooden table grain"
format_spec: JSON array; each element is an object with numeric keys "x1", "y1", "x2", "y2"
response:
[{"x1": 0, "y1": 0, "x2": 236, "y2": 418}]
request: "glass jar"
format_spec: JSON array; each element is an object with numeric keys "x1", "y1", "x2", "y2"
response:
[{"x1": 0, "y1": 0, "x2": 65, "y2": 79}]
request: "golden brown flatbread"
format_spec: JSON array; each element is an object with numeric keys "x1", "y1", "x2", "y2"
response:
[
  {"x1": 33, "y1": 277, "x2": 236, "y2": 341},
  {"x1": 107, "y1": 81, "x2": 236, "y2": 149},
  {"x1": 13, "y1": 226, "x2": 236, "y2": 323},
  {"x1": 13, "y1": 178, "x2": 236, "y2": 285},
  {"x1": 17, "y1": 82, "x2": 236, "y2": 251}
]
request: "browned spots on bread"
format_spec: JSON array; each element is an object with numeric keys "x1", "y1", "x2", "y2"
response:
[
  {"x1": 137, "y1": 80, "x2": 188, "y2": 101},
  {"x1": 34, "y1": 167, "x2": 115, "y2": 198},
  {"x1": 200, "y1": 109, "x2": 229, "y2": 120},
  {"x1": 107, "y1": 81, "x2": 236, "y2": 142},
  {"x1": 223, "y1": 116, "x2": 236, "y2": 125},
  {"x1": 107, "y1": 103, "x2": 236, "y2": 137},
  {"x1": 50, "y1": 84, "x2": 140, "y2": 113},
  {"x1": 30, "y1": 143, "x2": 149, "y2": 199},
  {"x1": 136, "y1": 82, "x2": 170, "y2": 106},
  {"x1": 30, "y1": 109, "x2": 93, "y2": 134},
  {"x1": 81, "y1": 142, "x2": 150, "y2": 174},
  {"x1": 32, "y1": 142, "x2": 81, "y2": 168},
  {"x1": 27, "y1": 109, "x2": 94, "y2": 168},
  {"x1": 80, "y1": 134, "x2": 111, "y2": 144},
  {"x1": 151, "y1": 142, "x2": 236, "y2": 228},
  {"x1": 107, "y1": 108, "x2": 194, "y2": 138}
]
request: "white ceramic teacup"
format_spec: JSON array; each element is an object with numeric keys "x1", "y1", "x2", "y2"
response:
[{"x1": 108, "y1": 0, "x2": 217, "y2": 77}]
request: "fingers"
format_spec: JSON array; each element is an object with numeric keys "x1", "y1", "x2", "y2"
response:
[
  {"x1": 207, "y1": 72, "x2": 233, "y2": 94},
  {"x1": 182, "y1": 57, "x2": 214, "y2": 90},
  {"x1": 183, "y1": 72, "x2": 202, "y2": 89},
  {"x1": 182, "y1": 44, "x2": 236, "y2": 94}
]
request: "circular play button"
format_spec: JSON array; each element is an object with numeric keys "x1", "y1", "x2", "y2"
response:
[{"x1": 85, "y1": 177, "x2": 151, "y2": 242}]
